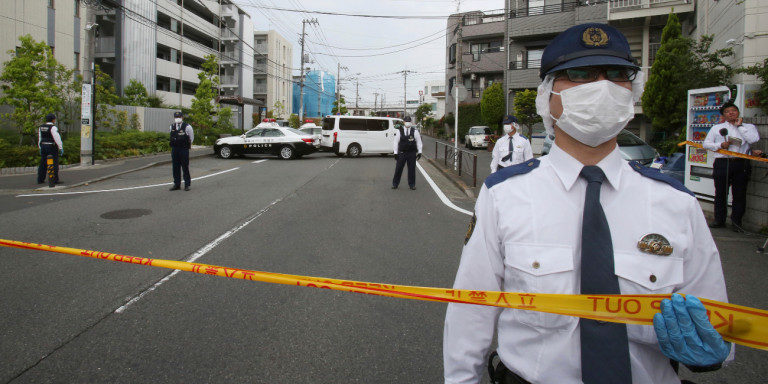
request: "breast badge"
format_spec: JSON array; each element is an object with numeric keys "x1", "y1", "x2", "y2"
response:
[{"x1": 637, "y1": 233, "x2": 673, "y2": 256}]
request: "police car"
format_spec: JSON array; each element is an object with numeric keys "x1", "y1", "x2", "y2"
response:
[{"x1": 214, "y1": 119, "x2": 317, "y2": 160}]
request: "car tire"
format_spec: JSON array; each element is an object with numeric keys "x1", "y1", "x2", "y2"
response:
[
  {"x1": 218, "y1": 145, "x2": 233, "y2": 159},
  {"x1": 278, "y1": 145, "x2": 295, "y2": 160},
  {"x1": 347, "y1": 143, "x2": 362, "y2": 158}
]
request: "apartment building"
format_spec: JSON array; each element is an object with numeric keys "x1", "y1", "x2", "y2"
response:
[
  {"x1": 94, "y1": 0, "x2": 255, "y2": 126},
  {"x1": 421, "y1": 80, "x2": 446, "y2": 119},
  {"x1": 1, "y1": 0, "x2": 87, "y2": 75},
  {"x1": 253, "y1": 30, "x2": 293, "y2": 119},
  {"x1": 445, "y1": 1, "x2": 698, "y2": 139},
  {"x1": 291, "y1": 70, "x2": 336, "y2": 117}
]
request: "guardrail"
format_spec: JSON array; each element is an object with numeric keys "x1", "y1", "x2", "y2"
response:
[{"x1": 435, "y1": 141, "x2": 478, "y2": 188}]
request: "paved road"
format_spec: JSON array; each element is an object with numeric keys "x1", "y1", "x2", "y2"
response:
[{"x1": 1, "y1": 151, "x2": 766, "y2": 383}]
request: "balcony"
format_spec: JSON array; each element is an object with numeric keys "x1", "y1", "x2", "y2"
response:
[
  {"x1": 221, "y1": 3, "x2": 237, "y2": 20},
  {"x1": 221, "y1": 75, "x2": 239, "y2": 88},
  {"x1": 95, "y1": 37, "x2": 115, "y2": 56},
  {"x1": 465, "y1": 49, "x2": 507, "y2": 74},
  {"x1": 511, "y1": 2, "x2": 579, "y2": 18},
  {"x1": 220, "y1": 51, "x2": 241, "y2": 65},
  {"x1": 608, "y1": 0, "x2": 694, "y2": 20},
  {"x1": 253, "y1": 84, "x2": 267, "y2": 94},
  {"x1": 220, "y1": 29, "x2": 240, "y2": 42}
]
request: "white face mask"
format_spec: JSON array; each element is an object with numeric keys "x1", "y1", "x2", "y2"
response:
[
  {"x1": 174, "y1": 118, "x2": 183, "y2": 124},
  {"x1": 550, "y1": 80, "x2": 634, "y2": 147},
  {"x1": 404, "y1": 122, "x2": 412, "y2": 128},
  {"x1": 502, "y1": 124, "x2": 513, "y2": 134}
]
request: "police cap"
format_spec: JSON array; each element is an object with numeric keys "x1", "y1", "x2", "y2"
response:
[
  {"x1": 540, "y1": 23, "x2": 638, "y2": 79},
  {"x1": 502, "y1": 115, "x2": 517, "y2": 124},
  {"x1": 173, "y1": 111, "x2": 183, "y2": 118},
  {"x1": 45, "y1": 113, "x2": 56, "y2": 122},
  {"x1": 403, "y1": 116, "x2": 412, "y2": 122}
]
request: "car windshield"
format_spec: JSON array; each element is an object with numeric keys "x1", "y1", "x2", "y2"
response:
[
  {"x1": 287, "y1": 128, "x2": 306, "y2": 136},
  {"x1": 616, "y1": 130, "x2": 645, "y2": 146},
  {"x1": 469, "y1": 127, "x2": 490, "y2": 135},
  {"x1": 245, "y1": 128, "x2": 263, "y2": 137},
  {"x1": 322, "y1": 118, "x2": 334, "y2": 131}
]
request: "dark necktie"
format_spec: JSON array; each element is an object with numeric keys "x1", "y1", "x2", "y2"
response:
[
  {"x1": 579, "y1": 165, "x2": 631, "y2": 384},
  {"x1": 501, "y1": 136, "x2": 514, "y2": 162}
]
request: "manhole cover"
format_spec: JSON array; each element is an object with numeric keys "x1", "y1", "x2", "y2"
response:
[{"x1": 100, "y1": 209, "x2": 152, "y2": 220}]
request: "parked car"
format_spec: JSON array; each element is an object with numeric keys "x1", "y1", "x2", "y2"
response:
[
  {"x1": 540, "y1": 129, "x2": 658, "y2": 165},
  {"x1": 214, "y1": 121, "x2": 316, "y2": 160},
  {"x1": 464, "y1": 126, "x2": 492, "y2": 149},
  {"x1": 658, "y1": 152, "x2": 685, "y2": 183},
  {"x1": 320, "y1": 115, "x2": 402, "y2": 157},
  {"x1": 299, "y1": 123, "x2": 322, "y2": 148}
]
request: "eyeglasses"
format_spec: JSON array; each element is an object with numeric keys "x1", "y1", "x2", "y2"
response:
[{"x1": 555, "y1": 67, "x2": 638, "y2": 83}]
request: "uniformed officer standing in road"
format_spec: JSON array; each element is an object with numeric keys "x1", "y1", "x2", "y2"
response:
[
  {"x1": 702, "y1": 101, "x2": 761, "y2": 232},
  {"x1": 37, "y1": 113, "x2": 63, "y2": 185},
  {"x1": 169, "y1": 111, "x2": 194, "y2": 191},
  {"x1": 392, "y1": 116, "x2": 423, "y2": 190},
  {"x1": 490, "y1": 115, "x2": 533, "y2": 173},
  {"x1": 444, "y1": 23, "x2": 732, "y2": 384}
]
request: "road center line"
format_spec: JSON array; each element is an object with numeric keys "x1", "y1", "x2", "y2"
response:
[
  {"x1": 416, "y1": 162, "x2": 472, "y2": 216},
  {"x1": 16, "y1": 166, "x2": 244, "y2": 197}
]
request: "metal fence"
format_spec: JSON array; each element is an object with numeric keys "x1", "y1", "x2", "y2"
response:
[{"x1": 435, "y1": 141, "x2": 479, "y2": 187}]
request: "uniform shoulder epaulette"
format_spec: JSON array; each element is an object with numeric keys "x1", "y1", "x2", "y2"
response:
[
  {"x1": 484, "y1": 159, "x2": 540, "y2": 188},
  {"x1": 629, "y1": 161, "x2": 694, "y2": 197}
]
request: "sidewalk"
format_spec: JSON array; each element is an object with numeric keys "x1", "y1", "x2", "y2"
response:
[{"x1": 0, "y1": 146, "x2": 212, "y2": 193}]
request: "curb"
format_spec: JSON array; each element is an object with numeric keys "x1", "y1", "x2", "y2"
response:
[{"x1": 425, "y1": 156, "x2": 475, "y2": 199}]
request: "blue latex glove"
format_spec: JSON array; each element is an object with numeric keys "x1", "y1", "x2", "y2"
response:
[{"x1": 653, "y1": 293, "x2": 731, "y2": 367}]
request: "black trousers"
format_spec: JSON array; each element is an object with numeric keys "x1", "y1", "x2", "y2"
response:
[
  {"x1": 37, "y1": 144, "x2": 59, "y2": 183},
  {"x1": 171, "y1": 147, "x2": 191, "y2": 187},
  {"x1": 392, "y1": 150, "x2": 417, "y2": 188},
  {"x1": 713, "y1": 157, "x2": 749, "y2": 225}
]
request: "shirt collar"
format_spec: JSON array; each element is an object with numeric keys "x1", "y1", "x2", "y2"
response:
[{"x1": 548, "y1": 142, "x2": 623, "y2": 191}]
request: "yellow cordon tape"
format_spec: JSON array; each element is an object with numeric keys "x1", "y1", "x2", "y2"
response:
[
  {"x1": 3, "y1": 239, "x2": 768, "y2": 351},
  {"x1": 679, "y1": 141, "x2": 768, "y2": 163}
]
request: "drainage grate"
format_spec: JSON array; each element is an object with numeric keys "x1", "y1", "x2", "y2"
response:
[{"x1": 100, "y1": 209, "x2": 152, "y2": 220}]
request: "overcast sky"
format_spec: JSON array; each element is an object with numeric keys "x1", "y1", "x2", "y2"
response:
[{"x1": 236, "y1": 0, "x2": 502, "y2": 109}]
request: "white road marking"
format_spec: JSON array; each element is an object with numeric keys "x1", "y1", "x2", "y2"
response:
[
  {"x1": 252, "y1": 159, "x2": 268, "y2": 164},
  {"x1": 416, "y1": 162, "x2": 472, "y2": 216},
  {"x1": 17, "y1": 166, "x2": 246, "y2": 197}
]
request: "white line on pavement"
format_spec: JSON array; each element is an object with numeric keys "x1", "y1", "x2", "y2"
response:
[
  {"x1": 416, "y1": 162, "x2": 472, "y2": 216},
  {"x1": 16, "y1": 166, "x2": 246, "y2": 197},
  {"x1": 252, "y1": 159, "x2": 268, "y2": 164},
  {"x1": 114, "y1": 196, "x2": 284, "y2": 314}
]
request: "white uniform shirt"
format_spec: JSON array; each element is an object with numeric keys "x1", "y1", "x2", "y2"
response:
[
  {"x1": 444, "y1": 143, "x2": 729, "y2": 384},
  {"x1": 38, "y1": 123, "x2": 63, "y2": 149},
  {"x1": 702, "y1": 121, "x2": 759, "y2": 158},
  {"x1": 490, "y1": 133, "x2": 534, "y2": 172},
  {"x1": 392, "y1": 126, "x2": 423, "y2": 155}
]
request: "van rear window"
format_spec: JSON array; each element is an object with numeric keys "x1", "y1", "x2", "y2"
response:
[{"x1": 322, "y1": 118, "x2": 334, "y2": 130}]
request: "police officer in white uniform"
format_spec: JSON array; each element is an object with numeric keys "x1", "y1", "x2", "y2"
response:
[
  {"x1": 169, "y1": 111, "x2": 194, "y2": 191},
  {"x1": 392, "y1": 116, "x2": 423, "y2": 190},
  {"x1": 37, "y1": 113, "x2": 63, "y2": 184},
  {"x1": 490, "y1": 115, "x2": 533, "y2": 173},
  {"x1": 702, "y1": 101, "x2": 761, "y2": 232},
  {"x1": 444, "y1": 23, "x2": 731, "y2": 384}
]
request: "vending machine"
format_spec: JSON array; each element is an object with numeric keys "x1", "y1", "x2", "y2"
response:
[{"x1": 683, "y1": 84, "x2": 765, "y2": 200}]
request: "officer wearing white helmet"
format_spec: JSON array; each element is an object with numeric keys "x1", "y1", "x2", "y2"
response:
[
  {"x1": 444, "y1": 23, "x2": 731, "y2": 384},
  {"x1": 490, "y1": 115, "x2": 533, "y2": 173}
]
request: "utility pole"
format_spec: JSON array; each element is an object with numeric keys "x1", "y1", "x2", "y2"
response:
[
  {"x1": 373, "y1": 92, "x2": 379, "y2": 116},
  {"x1": 454, "y1": 15, "x2": 464, "y2": 169},
  {"x1": 336, "y1": 63, "x2": 348, "y2": 114},
  {"x1": 504, "y1": 0, "x2": 511, "y2": 115},
  {"x1": 80, "y1": 1, "x2": 98, "y2": 166},
  {"x1": 355, "y1": 78, "x2": 359, "y2": 111},
  {"x1": 400, "y1": 70, "x2": 414, "y2": 117},
  {"x1": 298, "y1": 18, "x2": 317, "y2": 121}
]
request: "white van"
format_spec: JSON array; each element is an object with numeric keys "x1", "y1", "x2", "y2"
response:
[{"x1": 320, "y1": 116, "x2": 403, "y2": 157}]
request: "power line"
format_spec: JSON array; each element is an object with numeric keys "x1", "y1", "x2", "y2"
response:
[
  {"x1": 306, "y1": 27, "x2": 445, "y2": 51},
  {"x1": 236, "y1": 4, "x2": 500, "y2": 19}
]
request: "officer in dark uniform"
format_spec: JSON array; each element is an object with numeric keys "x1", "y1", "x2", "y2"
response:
[
  {"x1": 37, "y1": 113, "x2": 63, "y2": 184},
  {"x1": 169, "y1": 111, "x2": 194, "y2": 191},
  {"x1": 392, "y1": 116, "x2": 423, "y2": 190}
]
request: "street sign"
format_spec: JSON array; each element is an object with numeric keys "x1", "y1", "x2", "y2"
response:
[
  {"x1": 451, "y1": 84, "x2": 467, "y2": 102},
  {"x1": 81, "y1": 83, "x2": 92, "y2": 120}
]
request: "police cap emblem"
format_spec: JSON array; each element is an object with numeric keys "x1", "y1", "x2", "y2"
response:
[
  {"x1": 637, "y1": 234, "x2": 673, "y2": 256},
  {"x1": 582, "y1": 27, "x2": 609, "y2": 47}
]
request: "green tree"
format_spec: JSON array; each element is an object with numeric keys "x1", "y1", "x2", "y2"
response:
[
  {"x1": 740, "y1": 58, "x2": 768, "y2": 115},
  {"x1": 94, "y1": 64, "x2": 120, "y2": 131},
  {"x1": 122, "y1": 79, "x2": 149, "y2": 106},
  {"x1": 480, "y1": 82, "x2": 505, "y2": 132},
  {"x1": 216, "y1": 107, "x2": 234, "y2": 132},
  {"x1": 331, "y1": 97, "x2": 347, "y2": 115},
  {"x1": 189, "y1": 54, "x2": 220, "y2": 134},
  {"x1": 129, "y1": 113, "x2": 141, "y2": 131},
  {"x1": 289, "y1": 113, "x2": 301, "y2": 128},
  {"x1": 0, "y1": 35, "x2": 64, "y2": 144},
  {"x1": 513, "y1": 89, "x2": 541, "y2": 139},
  {"x1": 414, "y1": 103, "x2": 433, "y2": 125},
  {"x1": 147, "y1": 95, "x2": 165, "y2": 108}
]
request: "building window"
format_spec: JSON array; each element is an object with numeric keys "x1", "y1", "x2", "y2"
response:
[
  {"x1": 49, "y1": 0, "x2": 55, "y2": 9},
  {"x1": 74, "y1": 0, "x2": 80, "y2": 17},
  {"x1": 448, "y1": 44, "x2": 456, "y2": 64},
  {"x1": 527, "y1": 48, "x2": 543, "y2": 69},
  {"x1": 74, "y1": 52, "x2": 79, "y2": 71}
]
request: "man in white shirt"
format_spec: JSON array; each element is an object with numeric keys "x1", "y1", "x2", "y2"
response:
[
  {"x1": 702, "y1": 102, "x2": 761, "y2": 232},
  {"x1": 37, "y1": 113, "x2": 64, "y2": 185},
  {"x1": 490, "y1": 115, "x2": 533, "y2": 173},
  {"x1": 444, "y1": 23, "x2": 731, "y2": 384},
  {"x1": 392, "y1": 116, "x2": 423, "y2": 190}
]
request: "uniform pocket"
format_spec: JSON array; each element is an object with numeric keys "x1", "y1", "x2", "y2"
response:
[
  {"x1": 503, "y1": 243, "x2": 577, "y2": 329},
  {"x1": 614, "y1": 251, "x2": 684, "y2": 344}
]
